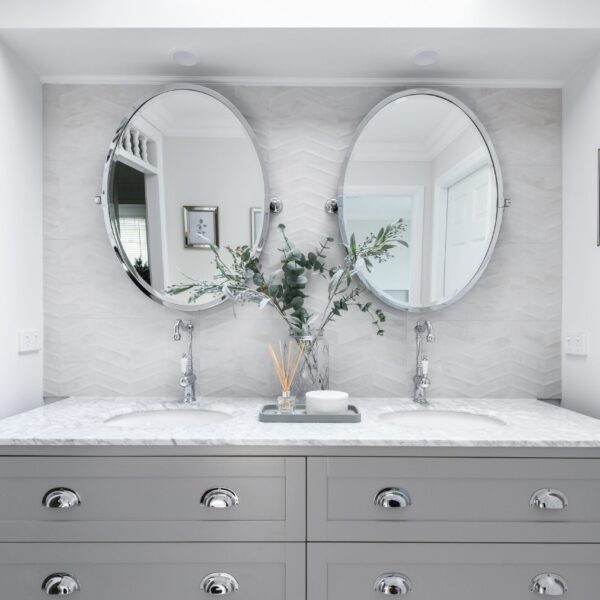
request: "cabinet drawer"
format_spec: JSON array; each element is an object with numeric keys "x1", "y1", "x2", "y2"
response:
[
  {"x1": 0, "y1": 457, "x2": 305, "y2": 542},
  {"x1": 0, "y1": 542, "x2": 304, "y2": 600},
  {"x1": 308, "y1": 542, "x2": 600, "y2": 600},
  {"x1": 308, "y1": 457, "x2": 600, "y2": 542}
]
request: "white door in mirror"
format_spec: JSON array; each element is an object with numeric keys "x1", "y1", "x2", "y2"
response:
[
  {"x1": 339, "y1": 89, "x2": 503, "y2": 313},
  {"x1": 306, "y1": 391, "x2": 349, "y2": 414}
]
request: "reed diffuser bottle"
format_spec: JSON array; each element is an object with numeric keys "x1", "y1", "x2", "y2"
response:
[{"x1": 268, "y1": 342, "x2": 302, "y2": 414}]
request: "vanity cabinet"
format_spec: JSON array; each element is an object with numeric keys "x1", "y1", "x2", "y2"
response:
[
  {"x1": 1, "y1": 449, "x2": 599, "y2": 598},
  {"x1": 307, "y1": 457, "x2": 600, "y2": 542},
  {"x1": 307, "y1": 543, "x2": 599, "y2": 599},
  {"x1": 0, "y1": 542, "x2": 305, "y2": 600},
  {"x1": 0, "y1": 456, "x2": 305, "y2": 542}
]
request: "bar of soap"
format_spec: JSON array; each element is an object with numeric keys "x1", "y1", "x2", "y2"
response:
[{"x1": 306, "y1": 390, "x2": 349, "y2": 415}]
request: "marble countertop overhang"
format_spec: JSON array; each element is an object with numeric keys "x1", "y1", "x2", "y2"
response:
[{"x1": 0, "y1": 396, "x2": 599, "y2": 448}]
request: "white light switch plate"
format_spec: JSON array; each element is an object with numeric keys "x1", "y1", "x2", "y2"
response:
[
  {"x1": 18, "y1": 330, "x2": 41, "y2": 353},
  {"x1": 565, "y1": 332, "x2": 588, "y2": 356}
]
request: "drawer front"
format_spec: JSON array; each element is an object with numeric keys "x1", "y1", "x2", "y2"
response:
[
  {"x1": 0, "y1": 457, "x2": 305, "y2": 541},
  {"x1": 0, "y1": 542, "x2": 305, "y2": 600},
  {"x1": 308, "y1": 542, "x2": 600, "y2": 600},
  {"x1": 308, "y1": 457, "x2": 600, "y2": 542}
]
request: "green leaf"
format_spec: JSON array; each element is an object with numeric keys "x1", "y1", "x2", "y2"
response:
[
  {"x1": 328, "y1": 269, "x2": 344, "y2": 295},
  {"x1": 290, "y1": 296, "x2": 304, "y2": 310}
]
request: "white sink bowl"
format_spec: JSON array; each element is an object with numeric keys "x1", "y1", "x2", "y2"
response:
[
  {"x1": 380, "y1": 409, "x2": 505, "y2": 428},
  {"x1": 105, "y1": 408, "x2": 232, "y2": 428}
]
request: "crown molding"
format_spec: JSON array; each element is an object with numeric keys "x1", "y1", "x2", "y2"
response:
[
  {"x1": 39, "y1": 74, "x2": 565, "y2": 88},
  {"x1": 139, "y1": 102, "x2": 246, "y2": 138}
]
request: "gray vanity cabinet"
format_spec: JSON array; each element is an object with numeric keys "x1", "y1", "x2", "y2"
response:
[
  {"x1": 1, "y1": 450, "x2": 600, "y2": 599},
  {"x1": 307, "y1": 543, "x2": 600, "y2": 600},
  {"x1": 307, "y1": 457, "x2": 600, "y2": 542},
  {"x1": 0, "y1": 456, "x2": 305, "y2": 542},
  {"x1": 0, "y1": 542, "x2": 305, "y2": 599}
]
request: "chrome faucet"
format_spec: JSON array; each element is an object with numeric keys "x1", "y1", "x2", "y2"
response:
[
  {"x1": 413, "y1": 320, "x2": 434, "y2": 405},
  {"x1": 173, "y1": 319, "x2": 197, "y2": 403}
]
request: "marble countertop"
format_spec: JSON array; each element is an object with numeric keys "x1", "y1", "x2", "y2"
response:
[{"x1": 0, "y1": 396, "x2": 599, "y2": 447}]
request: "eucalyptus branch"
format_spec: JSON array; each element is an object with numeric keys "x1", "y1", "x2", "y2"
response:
[{"x1": 166, "y1": 218, "x2": 407, "y2": 337}]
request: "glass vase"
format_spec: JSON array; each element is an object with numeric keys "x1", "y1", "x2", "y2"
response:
[{"x1": 289, "y1": 330, "x2": 329, "y2": 404}]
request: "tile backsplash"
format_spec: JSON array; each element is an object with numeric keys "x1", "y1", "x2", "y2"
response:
[{"x1": 43, "y1": 84, "x2": 561, "y2": 399}]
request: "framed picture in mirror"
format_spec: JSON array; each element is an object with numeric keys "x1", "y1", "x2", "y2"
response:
[{"x1": 184, "y1": 206, "x2": 219, "y2": 249}]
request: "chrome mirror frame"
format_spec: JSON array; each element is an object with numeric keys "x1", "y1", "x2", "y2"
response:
[
  {"x1": 337, "y1": 88, "x2": 505, "y2": 313},
  {"x1": 100, "y1": 83, "x2": 271, "y2": 312}
]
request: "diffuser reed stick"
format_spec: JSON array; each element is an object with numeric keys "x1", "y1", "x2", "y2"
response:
[
  {"x1": 268, "y1": 342, "x2": 302, "y2": 413},
  {"x1": 268, "y1": 342, "x2": 302, "y2": 392}
]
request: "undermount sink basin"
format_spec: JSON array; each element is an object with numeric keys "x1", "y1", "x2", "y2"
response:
[
  {"x1": 105, "y1": 408, "x2": 232, "y2": 428},
  {"x1": 380, "y1": 409, "x2": 505, "y2": 428}
]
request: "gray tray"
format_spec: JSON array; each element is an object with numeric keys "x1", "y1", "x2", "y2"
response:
[{"x1": 259, "y1": 404, "x2": 361, "y2": 423}]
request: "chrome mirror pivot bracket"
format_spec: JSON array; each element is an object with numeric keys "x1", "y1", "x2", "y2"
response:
[
  {"x1": 270, "y1": 197, "x2": 283, "y2": 213},
  {"x1": 324, "y1": 198, "x2": 338, "y2": 214}
]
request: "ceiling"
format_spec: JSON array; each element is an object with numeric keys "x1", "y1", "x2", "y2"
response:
[
  {"x1": 1, "y1": 28, "x2": 600, "y2": 86},
  {"x1": 2, "y1": 0, "x2": 600, "y2": 29},
  {"x1": 360, "y1": 97, "x2": 459, "y2": 143},
  {"x1": 138, "y1": 90, "x2": 247, "y2": 138},
  {"x1": 354, "y1": 96, "x2": 474, "y2": 162}
]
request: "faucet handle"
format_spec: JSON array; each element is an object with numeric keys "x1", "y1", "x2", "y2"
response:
[
  {"x1": 173, "y1": 319, "x2": 194, "y2": 341},
  {"x1": 425, "y1": 321, "x2": 435, "y2": 342},
  {"x1": 173, "y1": 319, "x2": 183, "y2": 341},
  {"x1": 421, "y1": 356, "x2": 429, "y2": 376}
]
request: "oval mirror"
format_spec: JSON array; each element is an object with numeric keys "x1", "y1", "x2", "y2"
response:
[
  {"x1": 101, "y1": 85, "x2": 269, "y2": 310},
  {"x1": 338, "y1": 89, "x2": 503, "y2": 312}
]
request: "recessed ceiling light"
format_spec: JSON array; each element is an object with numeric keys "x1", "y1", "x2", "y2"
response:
[
  {"x1": 412, "y1": 49, "x2": 440, "y2": 67},
  {"x1": 170, "y1": 50, "x2": 198, "y2": 67}
]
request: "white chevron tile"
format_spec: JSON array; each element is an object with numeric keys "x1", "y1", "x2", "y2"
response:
[
  {"x1": 502, "y1": 165, "x2": 562, "y2": 244},
  {"x1": 43, "y1": 84, "x2": 562, "y2": 399}
]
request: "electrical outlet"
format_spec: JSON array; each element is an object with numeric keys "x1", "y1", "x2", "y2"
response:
[
  {"x1": 565, "y1": 332, "x2": 588, "y2": 356},
  {"x1": 18, "y1": 330, "x2": 41, "y2": 353}
]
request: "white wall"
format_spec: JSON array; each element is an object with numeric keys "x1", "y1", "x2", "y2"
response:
[
  {"x1": 0, "y1": 40, "x2": 43, "y2": 417},
  {"x1": 162, "y1": 136, "x2": 263, "y2": 290},
  {"x1": 562, "y1": 49, "x2": 600, "y2": 417}
]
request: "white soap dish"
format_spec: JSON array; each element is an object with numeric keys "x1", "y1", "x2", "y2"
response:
[{"x1": 306, "y1": 390, "x2": 349, "y2": 415}]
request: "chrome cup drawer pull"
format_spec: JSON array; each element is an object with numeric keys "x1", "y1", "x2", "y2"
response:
[
  {"x1": 200, "y1": 488, "x2": 239, "y2": 509},
  {"x1": 530, "y1": 573, "x2": 568, "y2": 595},
  {"x1": 530, "y1": 489, "x2": 568, "y2": 510},
  {"x1": 42, "y1": 488, "x2": 82, "y2": 509},
  {"x1": 201, "y1": 572, "x2": 239, "y2": 594},
  {"x1": 374, "y1": 487, "x2": 412, "y2": 509},
  {"x1": 374, "y1": 573, "x2": 413, "y2": 595},
  {"x1": 42, "y1": 573, "x2": 80, "y2": 595}
]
